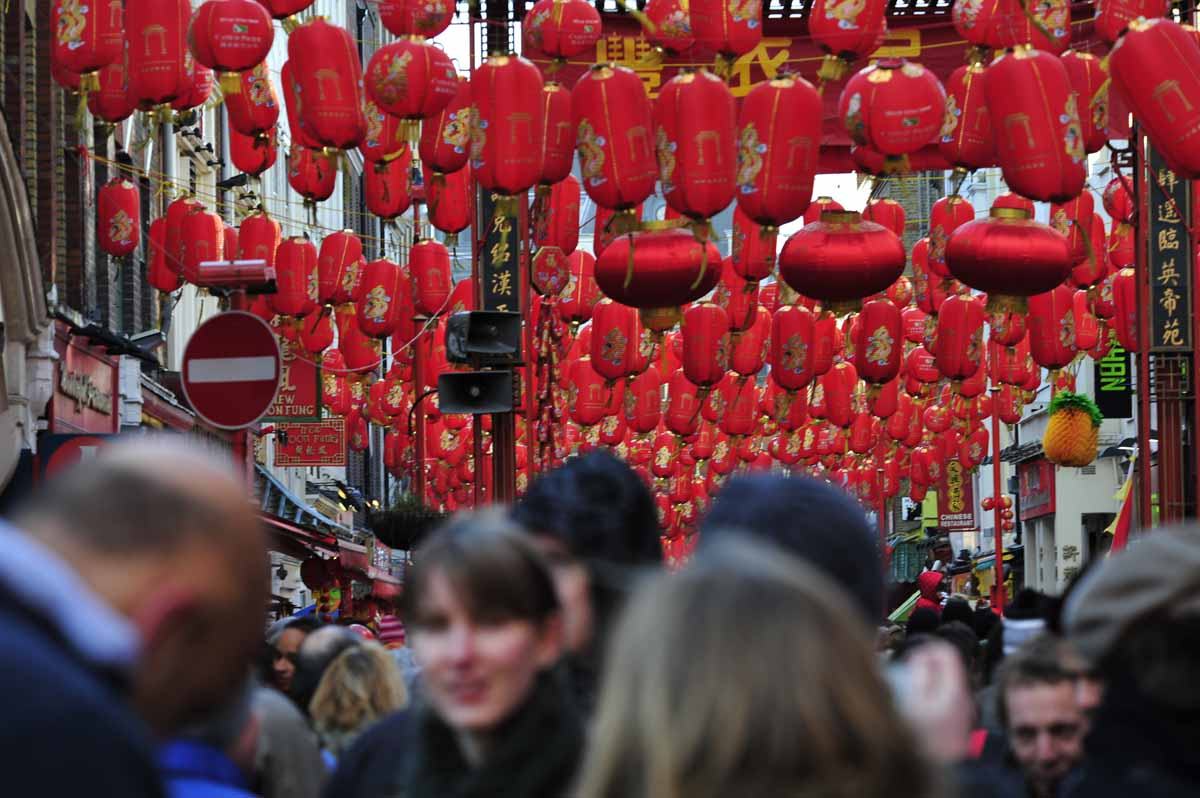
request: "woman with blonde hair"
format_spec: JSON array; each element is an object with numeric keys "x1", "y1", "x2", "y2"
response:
[
  {"x1": 308, "y1": 640, "x2": 407, "y2": 760},
  {"x1": 576, "y1": 537, "x2": 940, "y2": 798}
]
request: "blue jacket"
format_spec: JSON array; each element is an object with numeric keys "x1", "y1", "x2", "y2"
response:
[{"x1": 159, "y1": 740, "x2": 257, "y2": 798}]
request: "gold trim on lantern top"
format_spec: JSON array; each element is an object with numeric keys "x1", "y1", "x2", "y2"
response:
[
  {"x1": 821, "y1": 210, "x2": 862, "y2": 224},
  {"x1": 990, "y1": 207, "x2": 1033, "y2": 220}
]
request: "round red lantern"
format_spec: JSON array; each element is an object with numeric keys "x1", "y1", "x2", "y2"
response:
[
  {"x1": 365, "y1": 38, "x2": 457, "y2": 127},
  {"x1": 189, "y1": 0, "x2": 274, "y2": 94},
  {"x1": 52, "y1": 0, "x2": 122, "y2": 88},
  {"x1": 985, "y1": 47, "x2": 1086, "y2": 202},
  {"x1": 1027, "y1": 284, "x2": 1077, "y2": 370},
  {"x1": 928, "y1": 195, "x2": 975, "y2": 279},
  {"x1": 425, "y1": 166, "x2": 473, "y2": 243},
  {"x1": 125, "y1": 0, "x2": 191, "y2": 108},
  {"x1": 654, "y1": 68, "x2": 736, "y2": 220},
  {"x1": 378, "y1": 0, "x2": 455, "y2": 38},
  {"x1": 840, "y1": 59, "x2": 946, "y2": 158},
  {"x1": 419, "y1": 76, "x2": 471, "y2": 174},
  {"x1": 410, "y1": 239, "x2": 453, "y2": 317},
  {"x1": 779, "y1": 210, "x2": 906, "y2": 313},
  {"x1": 946, "y1": 207, "x2": 1072, "y2": 313},
  {"x1": 1094, "y1": 0, "x2": 1170, "y2": 44},
  {"x1": 1109, "y1": 19, "x2": 1200, "y2": 178},
  {"x1": 690, "y1": 0, "x2": 762, "y2": 64},
  {"x1": 854, "y1": 299, "x2": 903, "y2": 385},
  {"x1": 573, "y1": 64, "x2": 657, "y2": 215},
  {"x1": 288, "y1": 146, "x2": 337, "y2": 203},
  {"x1": 522, "y1": 0, "x2": 602, "y2": 60},
  {"x1": 288, "y1": 18, "x2": 366, "y2": 150},
  {"x1": 731, "y1": 207, "x2": 777, "y2": 282},
  {"x1": 682, "y1": 302, "x2": 730, "y2": 388},
  {"x1": 97, "y1": 180, "x2": 140, "y2": 258},
  {"x1": 642, "y1": 0, "x2": 695, "y2": 56},
  {"x1": 231, "y1": 126, "x2": 278, "y2": 176},
  {"x1": 808, "y1": 0, "x2": 887, "y2": 81},
  {"x1": 1102, "y1": 176, "x2": 1134, "y2": 224},
  {"x1": 365, "y1": 154, "x2": 414, "y2": 221},
  {"x1": 735, "y1": 75, "x2": 821, "y2": 228},
  {"x1": 470, "y1": 55, "x2": 545, "y2": 196},
  {"x1": 272, "y1": 237, "x2": 319, "y2": 317},
  {"x1": 88, "y1": 61, "x2": 136, "y2": 125},
  {"x1": 299, "y1": 308, "x2": 334, "y2": 354},
  {"x1": 939, "y1": 63, "x2": 993, "y2": 172},
  {"x1": 595, "y1": 227, "x2": 721, "y2": 310}
]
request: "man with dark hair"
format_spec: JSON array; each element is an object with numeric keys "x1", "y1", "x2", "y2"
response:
[
  {"x1": 0, "y1": 438, "x2": 269, "y2": 795},
  {"x1": 698, "y1": 473, "x2": 882, "y2": 621},
  {"x1": 996, "y1": 634, "x2": 1086, "y2": 798},
  {"x1": 1062, "y1": 525, "x2": 1200, "y2": 797}
]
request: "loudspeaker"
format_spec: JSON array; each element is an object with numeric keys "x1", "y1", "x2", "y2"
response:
[
  {"x1": 438, "y1": 371, "x2": 514, "y2": 415},
  {"x1": 445, "y1": 311, "x2": 523, "y2": 365}
]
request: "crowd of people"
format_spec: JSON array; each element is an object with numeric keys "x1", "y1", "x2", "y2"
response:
[{"x1": 3, "y1": 435, "x2": 1198, "y2": 798}]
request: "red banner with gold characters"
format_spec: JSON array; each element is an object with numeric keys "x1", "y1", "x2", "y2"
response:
[{"x1": 938, "y1": 459, "x2": 977, "y2": 531}]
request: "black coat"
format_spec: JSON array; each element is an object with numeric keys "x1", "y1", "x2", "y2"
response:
[{"x1": 323, "y1": 672, "x2": 584, "y2": 798}]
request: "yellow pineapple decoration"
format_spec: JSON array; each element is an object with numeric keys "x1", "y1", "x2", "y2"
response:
[{"x1": 1043, "y1": 391, "x2": 1102, "y2": 467}]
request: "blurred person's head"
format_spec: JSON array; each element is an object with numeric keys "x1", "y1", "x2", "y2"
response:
[
  {"x1": 266, "y1": 617, "x2": 320, "y2": 694},
  {"x1": 290, "y1": 625, "x2": 362, "y2": 713},
  {"x1": 309, "y1": 641, "x2": 407, "y2": 757},
  {"x1": 698, "y1": 474, "x2": 882, "y2": 622},
  {"x1": 906, "y1": 607, "x2": 940, "y2": 636},
  {"x1": 935, "y1": 620, "x2": 980, "y2": 675},
  {"x1": 576, "y1": 537, "x2": 937, "y2": 798},
  {"x1": 941, "y1": 596, "x2": 974, "y2": 627},
  {"x1": 997, "y1": 634, "x2": 1086, "y2": 798},
  {"x1": 14, "y1": 437, "x2": 268, "y2": 734},
  {"x1": 402, "y1": 511, "x2": 562, "y2": 763},
  {"x1": 511, "y1": 450, "x2": 660, "y2": 656}
]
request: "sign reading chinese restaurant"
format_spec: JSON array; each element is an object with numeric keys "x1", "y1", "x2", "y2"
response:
[
  {"x1": 274, "y1": 420, "x2": 347, "y2": 467},
  {"x1": 1147, "y1": 145, "x2": 1192, "y2": 352},
  {"x1": 479, "y1": 191, "x2": 521, "y2": 313},
  {"x1": 264, "y1": 338, "x2": 322, "y2": 423},
  {"x1": 937, "y1": 460, "x2": 977, "y2": 530},
  {"x1": 1093, "y1": 344, "x2": 1133, "y2": 419}
]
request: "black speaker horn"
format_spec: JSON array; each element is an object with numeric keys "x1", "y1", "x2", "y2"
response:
[
  {"x1": 437, "y1": 371, "x2": 514, "y2": 415},
  {"x1": 445, "y1": 311, "x2": 523, "y2": 365}
]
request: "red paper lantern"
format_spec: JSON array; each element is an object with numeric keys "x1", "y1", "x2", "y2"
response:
[
  {"x1": 322, "y1": 350, "x2": 351, "y2": 416},
  {"x1": 682, "y1": 302, "x2": 730, "y2": 388},
  {"x1": 97, "y1": 180, "x2": 140, "y2": 258},
  {"x1": 595, "y1": 227, "x2": 721, "y2": 310},
  {"x1": 171, "y1": 54, "x2": 214, "y2": 111},
  {"x1": 288, "y1": 18, "x2": 366, "y2": 150},
  {"x1": 1027, "y1": 284, "x2": 1077, "y2": 370},
  {"x1": 316, "y1": 230, "x2": 365, "y2": 306},
  {"x1": 779, "y1": 210, "x2": 906, "y2": 312},
  {"x1": 840, "y1": 59, "x2": 945, "y2": 157},
  {"x1": 854, "y1": 299, "x2": 903, "y2": 385},
  {"x1": 946, "y1": 207, "x2": 1072, "y2": 313},
  {"x1": 522, "y1": 0, "x2": 602, "y2": 59},
  {"x1": 808, "y1": 0, "x2": 887, "y2": 80},
  {"x1": 987, "y1": 307, "x2": 1027, "y2": 347},
  {"x1": 365, "y1": 38, "x2": 457, "y2": 125},
  {"x1": 1094, "y1": 0, "x2": 1170, "y2": 44},
  {"x1": 573, "y1": 64, "x2": 657, "y2": 213},
  {"x1": 419, "y1": 77, "x2": 471, "y2": 174},
  {"x1": 560, "y1": 251, "x2": 602, "y2": 324},
  {"x1": 1061, "y1": 50, "x2": 1109, "y2": 155},
  {"x1": 125, "y1": 0, "x2": 191, "y2": 108},
  {"x1": 230, "y1": 125, "x2": 277, "y2": 177},
  {"x1": 992, "y1": 191, "x2": 1035, "y2": 215},
  {"x1": 258, "y1": 0, "x2": 316, "y2": 20},
  {"x1": 288, "y1": 146, "x2": 337, "y2": 203},
  {"x1": 470, "y1": 55, "x2": 545, "y2": 196},
  {"x1": 147, "y1": 217, "x2": 182, "y2": 293},
  {"x1": 360, "y1": 99, "x2": 405, "y2": 165},
  {"x1": 179, "y1": 208, "x2": 225, "y2": 284},
  {"x1": 378, "y1": 0, "x2": 455, "y2": 38},
  {"x1": 1070, "y1": 213, "x2": 1107, "y2": 289},
  {"x1": 365, "y1": 154, "x2": 414, "y2": 221},
  {"x1": 730, "y1": 207, "x2": 777, "y2": 282},
  {"x1": 654, "y1": 68, "x2": 736, "y2": 220},
  {"x1": 280, "y1": 60, "x2": 319, "y2": 149},
  {"x1": 410, "y1": 239, "x2": 453, "y2": 317},
  {"x1": 812, "y1": 313, "x2": 838, "y2": 376},
  {"x1": 356, "y1": 259, "x2": 407, "y2": 339},
  {"x1": 934, "y1": 294, "x2": 985, "y2": 380},
  {"x1": 570, "y1": 357, "x2": 619, "y2": 427},
  {"x1": 770, "y1": 305, "x2": 816, "y2": 390},
  {"x1": 189, "y1": 0, "x2": 274, "y2": 93},
  {"x1": 590, "y1": 300, "x2": 640, "y2": 382},
  {"x1": 863, "y1": 198, "x2": 905, "y2": 237},
  {"x1": 425, "y1": 166, "x2": 473, "y2": 242},
  {"x1": 665, "y1": 371, "x2": 704, "y2": 436},
  {"x1": 1110, "y1": 19, "x2": 1200, "y2": 178},
  {"x1": 88, "y1": 61, "x2": 136, "y2": 124},
  {"x1": 690, "y1": 0, "x2": 762, "y2": 61},
  {"x1": 718, "y1": 375, "x2": 759, "y2": 437},
  {"x1": 1111, "y1": 267, "x2": 1138, "y2": 352},
  {"x1": 272, "y1": 237, "x2": 319, "y2": 317},
  {"x1": 821, "y1": 362, "x2": 858, "y2": 429},
  {"x1": 642, "y1": 0, "x2": 695, "y2": 55},
  {"x1": 729, "y1": 306, "x2": 771, "y2": 377},
  {"x1": 712, "y1": 261, "x2": 760, "y2": 332},
  {"x1": 1108, "y1": 221, "x2": 1134, "y2": 271},
  {"x1": 1049, "y1": 190, "x2": 1096, "y2": 266},
  {"x1": 537, "y1": 82, "x2": 575, "y2": 186},
  {"x1": 52, "y1": 0, "x2": 123, "y2": 85},
  {"x1": 224, "y1": 62, "x2": 279, "y2": 135},
  {"x1": 1102, "y1": 175, "x2": 1134, "y2": 224},
  {"x1": 1072, "y1": 289, "x2": 1100, "y2": 353},
  {"x1": 939, "y1": 63, "x2": 993, "y2": 171},
  {"x1": 928, "y1": 195, "x2": 975, "y2": 280},
  {"x1": 985, "y1": 47, "x2": 1086, "y2": 202},
  {"x1": 735, "y1": 75, "x2": 822, "y2": 227},
  {"x1": 236, "y1": 213, "x2": 281, "y2": 272},
  {"x1": 532, "y1": 175, "x2": 581, "y2": 256},
  {"x1": 299, "y1": 308, "x2": 334, "y2": 354},
  {"x1": 625, "y1": 367, "x2": 663, "y2": 434}
]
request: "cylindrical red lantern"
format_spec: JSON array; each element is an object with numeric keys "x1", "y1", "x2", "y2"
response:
[
  {"x1": 1094, "y1": 0, "x2": 1170, "y2": 44},
  {"x1": 365, "y1": 153, "x2": 414, "y2": 221},
  {"x1": 863, "y1": 198, "x2": 905, "y2": 238},
  {"x1": 808, "y1": 0, "x2": 887, "y2": 81},
  {"x1": 590, "y1": 300, "x2": 640, "y2": 382},
  {"x1": 840, "y1": 59, "x2": 945, "y2": 157},
  {"x1": 288, "y1": 18, "x2": 366, "y2": 150},
  {"x1": 360, "y1": 99, "x2": 405, "y2": 165},
  {"x1": 532, "y1": 175, "x2": 581, "y2": 256},
  {"x1": 88, "y1": 61, "x2": 136, "y2": 124},
  {"x1": 180, "y1": 208, "x2": 225, "y2": 284},
  {"x1": 939, "y1": 62, "x2": 993, "y2": 171},
  {"x1": 654, "y1": 68, "x2": 736, "y2": 220},
  {"x1": 731, "y1": 207, "x2": 777, "y2": 282},
  {"x1": 770, "y1": 305, "x2": 816, "y2": 390},
  {"x1": 682, "y1": 302, "x2": 730, "y2": 388},
  {"x1": 934, "y1": 294, "x2": 986, "y2": 381},
  {"x1": 573, "y1": 64, "x2": 657, "y2": 214},
  {"x1": 928, "y1": 194, "x2": 975, "y2": 279},
  {"x1": 470, "y1": 55, "x2": 544, "y2": 196},
  {"x1": 1061, "y1": 50, "x2": 1109, "y2": 155},
  {"x1": 97, "y1": 179, "x2": 140, "y2": 258},
  {"x1": 854, "y1": 299, "x2": 903, "y2": 385},
  {"x1": 730, "y1": 306, "x2": 770, "y2": 377},
  {"x1": 985, "y1": 47, "x2": 1086, "y2": 202},
  {"x1": 410, "y1": 239, "x2": 453, "y2": 317},
  {"x1": 419, "y1": 76, "x2": 471, "y2": 174},
  {"x1": 52, "y1": 0, "x2": 122, "y2": 86},
  {"x1": 147, "y1": 217, "x2": 182, "y2": 293},
  {"x1": 425, "y1": 166, "x2": 473, "y2": 242},
  {"x1": 779, "y1": 210, "x2": 906, "y2": 313},
  {"x1": 272, "y1": 237, "x2": 319, "y2": 317},
  {"x1": 230, "y1": 125, "x2": 278, "y2": 176},
  {"x1": 1027, "y1": 284, "x2": 1077, "y2": 370},
  {"x1": 288, "y1": 146, "x2": 337, "y2": 203},
  {"x1": 316, "y1": 230, "x2": 364, "y2": 306},
  {"x1": 1111, "y1": 267, "x2": 1138, "y2": 352},
  {"x1": 1050, "y1": 191, "x2": 1096, "y2": 266},
  {"x1": 357, "y1": 258, "x2": 407, "y2": 339},
  {"x1": 225, "y1": 62, "x2": 280, "y2": 136},
  {"x1": 570, "y1": 357, "x2": 618, "y2": 427},
  {"x1": 299, "y1": 307, "x2": 334, "y2": 355},
  {"x1": 560, "y1": 251, "x2": 602, "y2": 324},
  {"x1": 625, "y1": 367, "x2": 663, "y2": 434},
  {"x1": 125, "y1": 0, "x2": 191, "y2": 108},
  {"x1": 690, "y1": 0, "x2": 762, "y2": 61}
]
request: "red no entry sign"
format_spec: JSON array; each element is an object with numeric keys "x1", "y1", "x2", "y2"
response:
[{"x1": 182, "y1": 311, "x2": 282, "y2": 430}]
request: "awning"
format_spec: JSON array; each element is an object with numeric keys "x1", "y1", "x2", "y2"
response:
[
  {"x1": 262, "y1": 514, "x2": 339, "y2": 558},
  {"x1": 255, "y1": 464, "x2": 354, "y2": 539}
]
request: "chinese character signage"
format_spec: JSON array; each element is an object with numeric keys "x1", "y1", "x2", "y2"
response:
[
  {"x1": 264, "y1": 339, "x2": 321, "y2": 422},
  {"x1": 1018, "y1": 458, "x2": 1056, "y2": 521},
  {"x1": 937, "y1": 460, "x2": 977, "y2": 530},
  {"x1": 274, "y1": 420, "x2": 347, "y2": 467},
  {"x1": 1093, "y1": 344, "x2": 1133, "y2": 419},
  {"x1": 479, "y1": 191, "x2": 520, "y2": 313},
  {"x1": 1147, "y1": 145, "x2": 1192, "y2": 352}
]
